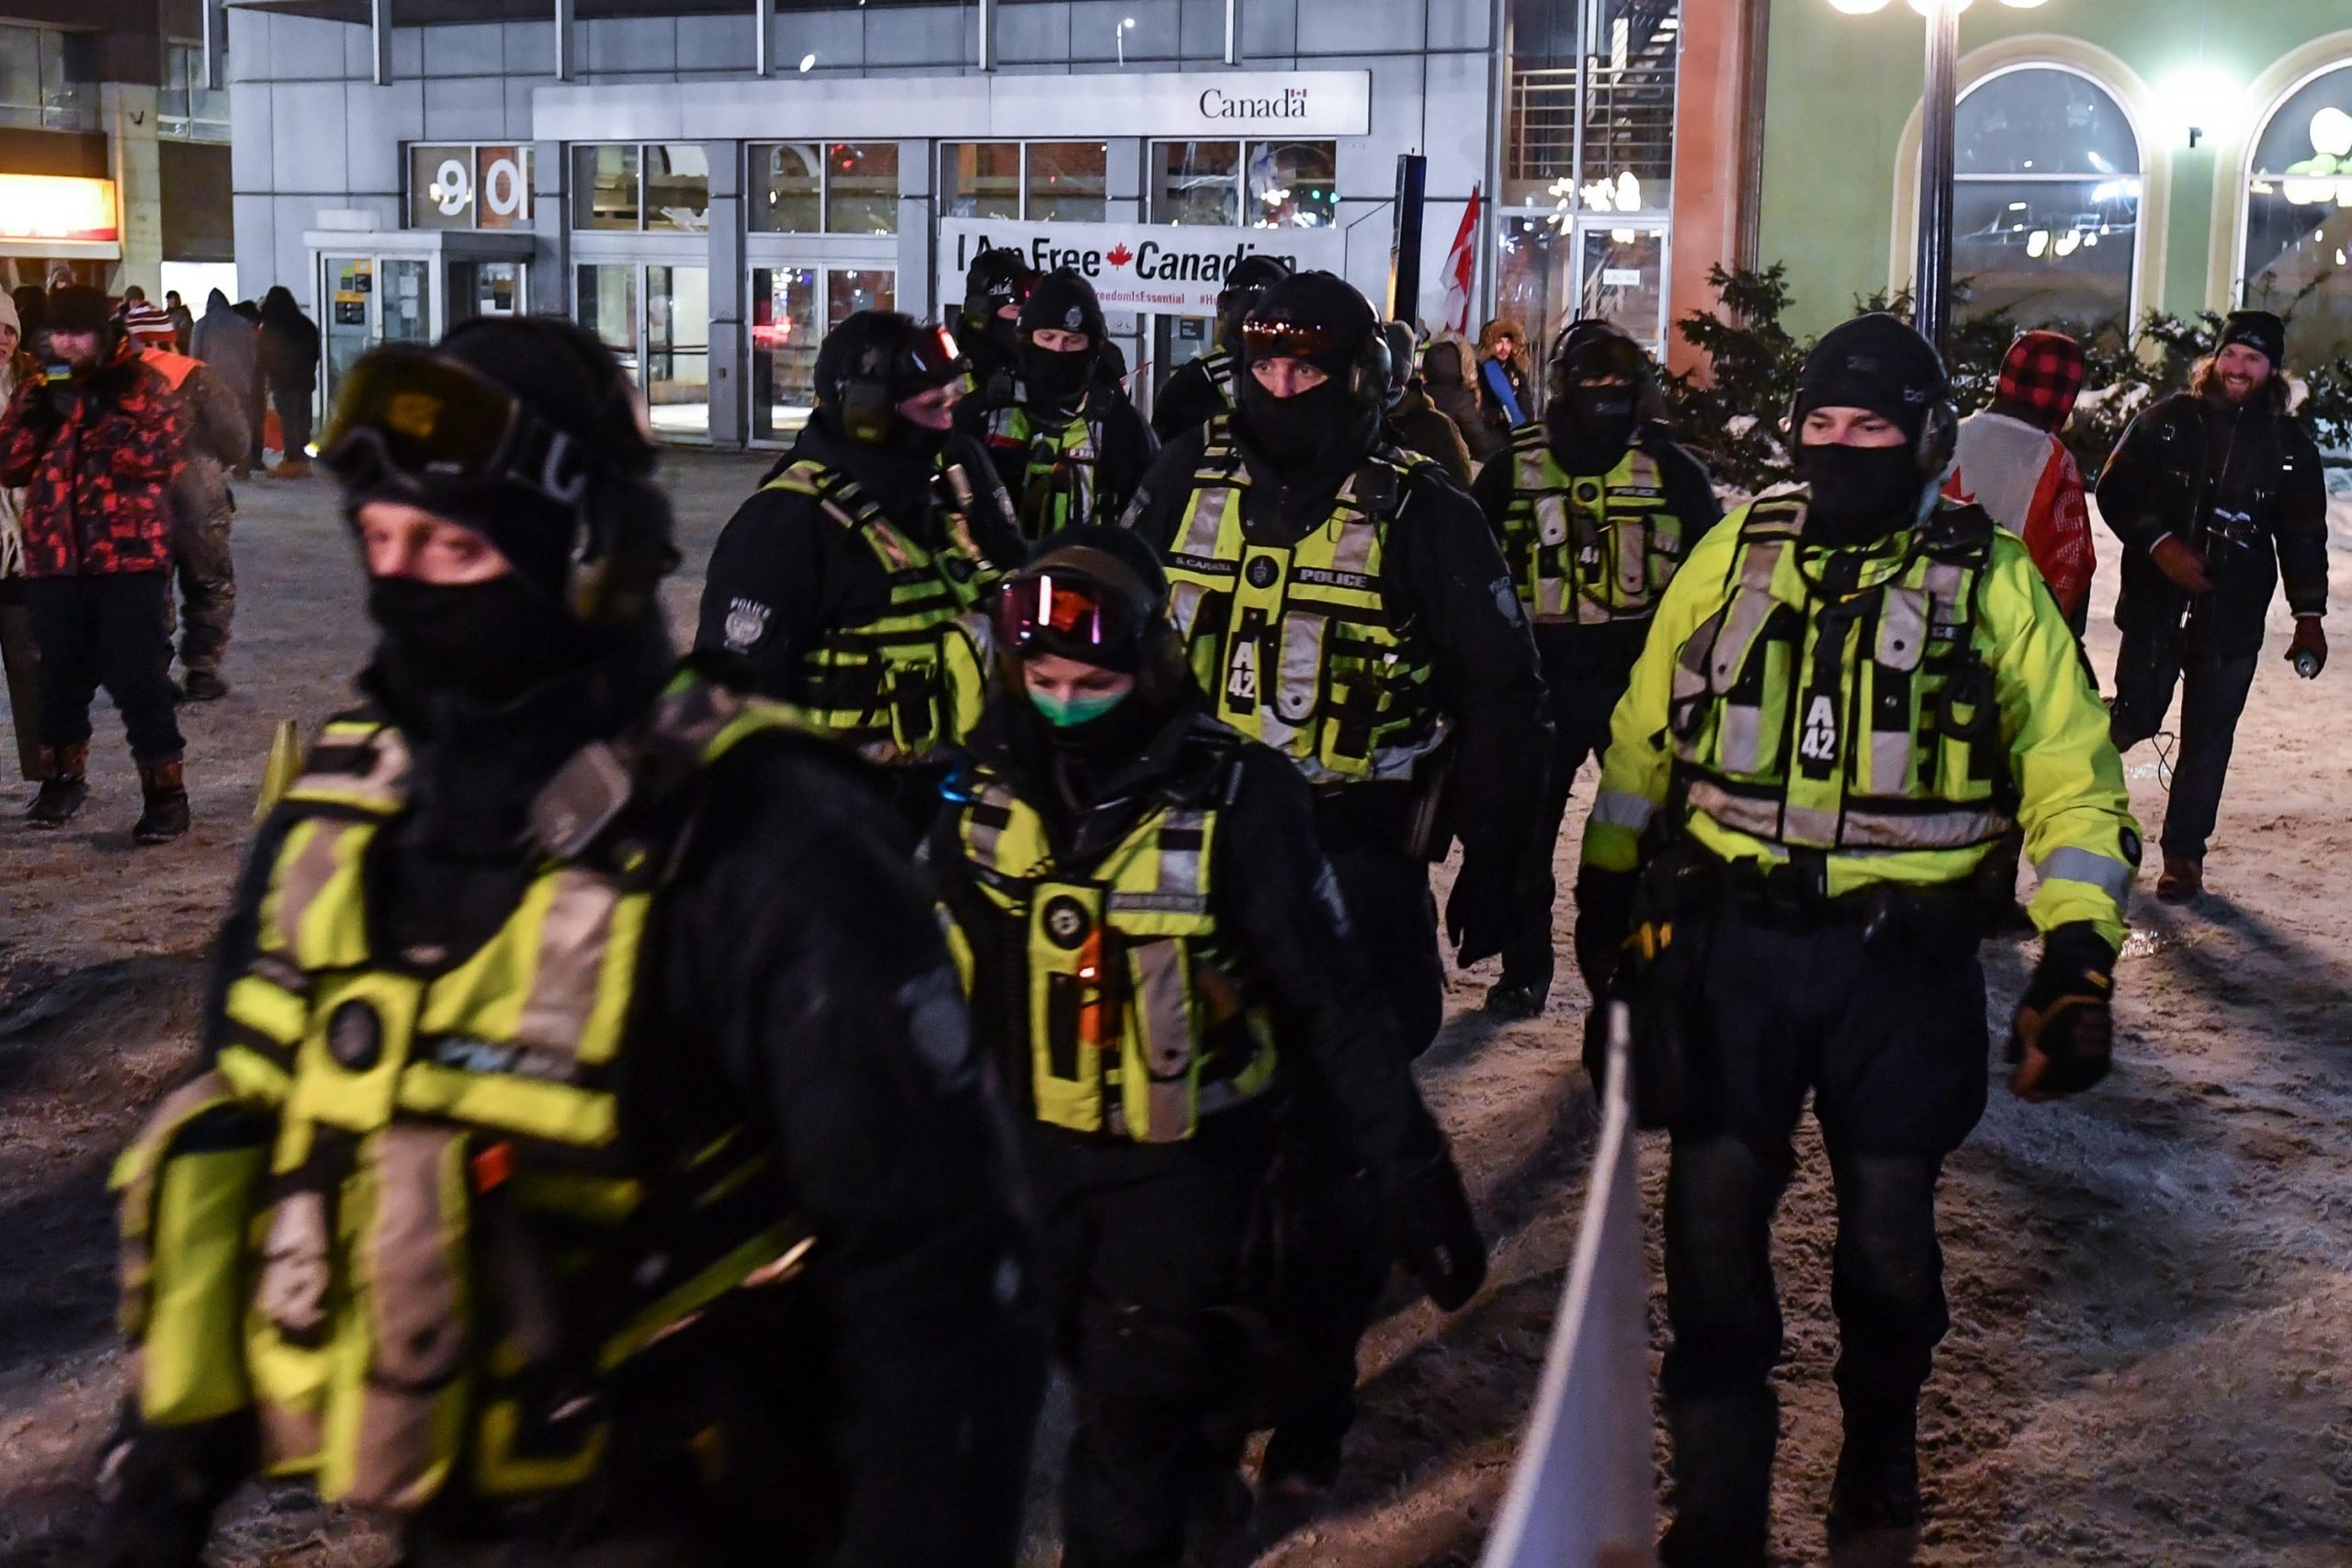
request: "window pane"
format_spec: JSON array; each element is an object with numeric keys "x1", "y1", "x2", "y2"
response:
[
  {"x1": 2244, "y1": 195, "x2": 2352, "y2": 365},
  {"x1": 1953, "y1": 177, "x2": 2138, "y2": 334},
  {"x1": 1153, "y1": 141, "x2": 1239, "y2": 225},
  {"x1": 1026, "y1": 142, "x2": 1107, "y2": 222},
  {"x1": 475, "y1": 145, "x2": 532, "y2": 229},
  {"x1": 1247, "y1": 141, "x2": 1337, "y2": 229},
  {"x1": 752, "y1": 265, "x2": 820, "y2": 442},
  {"x1": 410, "y1": 143, "x2": 476, "y2": 230},
  {"x1": 646, "y1": 265, "x2": 709, "y2": 438},
  {"x1": 2249, "y1": 64, "x2": 2352, "y2": 177},
  {"x1": 1578, "y1": 0, "x2": 1676, "y2": 212},
  {"x1": 646, "y1": 143, "x2": 709, "y2": 232},
  {"x1": 750, "y1": 141, "x2": 822, "y2": 232},
  {"x1": 0, "y1": 28, "x2": 38, "y2": 118},
  {"x1": 1497, "y1": 215, "x2": 1573, "y2": 357},
  {"x1": 941, "y1": 142, "x2": 1022, "y2": 220},
  {"x1": 1579, "y1": 226, "x2": 1666, "y2": 351},
  {"x1": 574, "y1": 264, "x2": 639, "y2": 383},
  {"x1": 1956, "y1": 68, "x2": 2141, "y2": 176},
  {"x1": 571, "y1": 144, "x2": 640, "y2": 230},
  {"x1": 828, "y1": 267, "x2": 896, "y2": 328},
  {"x1": 159, "y1": 43, "x2": 191, "y2": 130},
  {"x1": 40, "y1": 28, "x2": 95, "y2": 130},
  {"x1": 826, "y1": 142, "x2": 899, "y2": 234}
]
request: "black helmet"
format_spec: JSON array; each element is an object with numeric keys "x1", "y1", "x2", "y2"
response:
[
  {"x1": 991, "y1": 525, "x2": 1186, "y2": 695},
  {"x1": 962, "y1": 247, "x2": 1039, "y2": 336},
  {"x1": 1019, "y1": 266, "x2": 1107, "y2": 348},
  {"x1": 322, "y1": 315, "x2": 672, "y2": 626},
  {"x1": 1381, "y1": 320, "x2": 1419, "y2": 404},
  {"x1": 1239, "y1": 271, "x2": 1389, "y2": 410},
  {"x1": 1215, "y1": 253, "x2": 1295, "y2": 350},
  {"x1": 1545, "y1": 320, "x2": 1652, "y2": 401},
  {"x1": 814, "y1": 310, "x2": 969, "y2": 445}
]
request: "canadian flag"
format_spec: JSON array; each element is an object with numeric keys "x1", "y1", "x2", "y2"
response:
[{"x1": 1440, "y1": 185, "x2": 1482, "y2": 335}]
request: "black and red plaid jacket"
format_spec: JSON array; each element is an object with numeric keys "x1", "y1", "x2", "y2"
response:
[{"x1": 0, "y1": 343, "x2": 184, "y2": 577}]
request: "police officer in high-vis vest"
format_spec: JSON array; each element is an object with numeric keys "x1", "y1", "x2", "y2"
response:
[
  {"x1": 1575, "y1": 314, "x2": 2138, "y2": 1566},
  {"x1": 90, "y1": 318, "x2": 1045, "y2": 1568},
  {"x1": 1474, "y1": 321, "x2": 1722, "y2": 1018},
  {"x1": 1148, "y1": 253, "x2": 1294, "y2": 443},
  {"x1": 695, "y1": 310, "x2": 1025, "y2": 827},
  {"x1": 925, "y1": 525, "x2": 1485, "y2": 1566},
  {"x1": 977, "y1": 267, "x2": 1157, "y2": 540},
  {"x1": 1125, "y1": 270, "x2": 1545, "y2": 1493}
]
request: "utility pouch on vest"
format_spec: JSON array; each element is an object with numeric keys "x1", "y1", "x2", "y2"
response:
[
  {"x1": 114, "y1": 1071, "x2": 272, "y2": 1427},
  {"x1": 888, "y1": 657, "x2": 944, "y2": 755}
]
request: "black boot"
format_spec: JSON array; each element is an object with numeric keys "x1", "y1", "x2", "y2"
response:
[
  {"x1": 1483, "y1": 976, "x2": 1548, "y2": 1020},
  {"x1": 132, "y1": 756, "x2": 190, "y2": 844},
  {"x1": 25, "y1": 742, "x2": 89, "y2": 827},
  {"x1": 1827, "y1": 1394, "x2": 1921, "y2": 1545},
  {"x1": 1660, "y1": 1386, "x2": 1778, "y2": 1568}
]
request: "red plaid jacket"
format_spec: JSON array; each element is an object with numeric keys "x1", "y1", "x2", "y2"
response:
[{"x1": 0, "y1": 344, "x2": 184, "y2": 577}]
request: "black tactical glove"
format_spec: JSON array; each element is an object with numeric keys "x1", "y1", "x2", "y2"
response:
[
  {"x1": 1572, "y1": 865, "x2": 1639, "y2": 995},
  {"x1": 1445, "y1": 849, "x2": 1517, "y2": 968},
  {"x1": 85, "y1": 1405, "x2": 251, "y2": 1568},
  {"x1": 1388, "y1": 1153, "x2": 1488, "y2": 1311},
  {"x1": 2007, "y1": 921, "x2": 2116, "y2": 1101}
]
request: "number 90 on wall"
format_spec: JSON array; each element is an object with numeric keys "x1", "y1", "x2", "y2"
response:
[{"x1": 408, "y1": 143, "x2": 535, "y2": 231}]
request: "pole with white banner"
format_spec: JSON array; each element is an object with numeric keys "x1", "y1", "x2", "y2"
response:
[{"x1": 1481, "y1": 1002, "x2": 1657, "y2": 1568}]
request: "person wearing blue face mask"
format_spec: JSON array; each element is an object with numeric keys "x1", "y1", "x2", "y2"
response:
[{"x1": 924, "y1": 525, "x2": 1487, "y2": 1566}]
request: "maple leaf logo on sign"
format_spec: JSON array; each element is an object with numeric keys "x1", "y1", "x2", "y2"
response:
[{"x1": 1106, "y1": 243, "x2": 1134, "y2": 268}]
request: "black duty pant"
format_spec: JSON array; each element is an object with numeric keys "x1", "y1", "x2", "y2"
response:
[
  {"x1": 2109, "y1": 624, "x2": 2260, "y2": 862},
  {"x1": 1328, "y1": 843, "x2": 1444, "y2": 1055},
  {"x1": 166, "y1": 512, "x2": 237, "y2": 677},
  {"x1": 1661, "y1": 900, "x2": 1984, "y2": 1414},
  {"x1": 1501, "y1": 654, "x2": 1634, "y2": 993},
  {"x1": 22, "y1": 572, "x2": 184, "y2": 762},
  {"x1": 1027, "y1": 1109, "x2": 1273, "y2": 1568}
]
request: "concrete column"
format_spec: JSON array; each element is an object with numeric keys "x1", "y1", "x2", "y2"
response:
[
  {"x1": 534, "y1": 137, "x2": 570, "y2": 316},
  {"x1": 899, "y1": 137, "x2": 934, "y2": 320},
  {"x1": 706, "y1": 139, "x2": 746, "y2": 446},
  {"x1": 106, "y1": 83, "x2": 164, "y2": 299},
  {"x1": 1106, "y1": 137, "x2": 1143, "y2": 222}
]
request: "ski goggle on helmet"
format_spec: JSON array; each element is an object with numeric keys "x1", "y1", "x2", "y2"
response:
[
  {"x1": 320, "y1": 345, "x2": 642, "y2": 506},
  {"x1": 991, "y1": 559, "x2": 1150, "y2": 669}
]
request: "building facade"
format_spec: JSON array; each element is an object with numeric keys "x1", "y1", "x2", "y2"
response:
[
  {"x1": 227, "y1": 0, "x2": 1762, "y2": 444},
  {"x1": 1753, "y1": 0, "x2": 2352, "y2": 367},
  {"x1": 0, "y1": 0, "x2": 233, "y2": 301}
]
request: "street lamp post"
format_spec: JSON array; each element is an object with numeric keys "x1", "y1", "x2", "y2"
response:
[
  {"x1": 1826, "y1": 0, "x2": 2052, "y2": 358},
  {"x1": 1117, "y1": 16, "x2": 1137, "y2": 68}
]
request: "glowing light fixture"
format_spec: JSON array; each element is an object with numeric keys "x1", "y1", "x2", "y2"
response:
[
  {"x1": 2026, "y1": 230, "x2": 2050, "y2": 257},
  {"x1": 1825, "y1": 0, "x2": 1891, "y2": 13},
  {"x1": 2312, "y1": 107, "x2": 2352, "y2": 160},
  {"x1": 0, "y1": 175, "x2": 118, "y2": 242},
  {"x1": 797, "y1": 52, "x2": 815, "y2": 71},
  {"x1": 1906, "y1": 0, "x2": 1971, "y2": 14}
]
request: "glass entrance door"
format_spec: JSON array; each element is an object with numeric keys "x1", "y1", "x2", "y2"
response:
[
  {"x1": 749, "y1": 263, "x2": 895, "y2": 444},
  {"x1": 322, "y1": 254, "x2": 376, "y2": 411},
  {"x1": 382, "y1": 258, "x2": 431, "y2": 346},
  {"x1": 574, "y1": 262, "x2": 713, "y2": 442},
  {"x1": 449, "y1": 259, "x2": 527, "y2": 325}
]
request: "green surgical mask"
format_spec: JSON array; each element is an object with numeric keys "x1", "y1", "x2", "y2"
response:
[{"x1": 1030, "y1": 686, "x2": 1130, "y2": 728}]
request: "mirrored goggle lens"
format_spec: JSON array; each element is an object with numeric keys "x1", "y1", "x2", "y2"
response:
[
  {"x1": 994, "y1": 570, "x2": 1136, "y2": 655},
  {"x1": 1240, "y1": 320, "x2": 1347, "y2": 361},
  {"x1": 901, "y1": 324, "x2": 969, "y2": 388},
  {"x1": 322, "y1": 350, "x2": 519, "y2": 481}
]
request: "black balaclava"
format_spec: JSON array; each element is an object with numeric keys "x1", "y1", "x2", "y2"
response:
[
  {"x1": 1792, "y1": 312, "x2": 1949, "y2": 547},
  {"x1": 345, "y1": 318, "x2": 669, "y2": 713},
  {"x1": 1018, "y1": 267, "x2": 1107, "y2": 418},
  {"x1": 962, "y1": 249, "x2": 1036, "y2": 369},
  {"x1": 1235, "y1": 270, "x2": 1382, "y2": 480},
  {"x1": 1544, "y1": 321, "x2": 1649, "y2": 475}
]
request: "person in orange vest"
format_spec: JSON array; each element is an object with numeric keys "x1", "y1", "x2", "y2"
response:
[
  {"x1": 138, "y1": 312, "x2": 249, "y2": 700},
  {"x1": 1943, "y1": 331, "x2": 2095, "y2": 638}
]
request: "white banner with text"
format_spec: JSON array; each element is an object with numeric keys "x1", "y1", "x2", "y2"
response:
[{"x1": 937, "y1": 218, "x2": 1345, "y2": 321}]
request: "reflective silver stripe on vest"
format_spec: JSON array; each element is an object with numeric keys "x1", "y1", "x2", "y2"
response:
[
  {"x1": 512, "y1": 868, "x2": 626, "y2": 1057},
  {"x1": 1709, "y1": 538, "x2": 1787, "y2": 774},
  {"x1": 1589, "y1": 789, "x2": 1656, "y2": 833},
  {"x1": 2036, "y1": 846, "x2": 2134, "y2": 906},
  {"x1": 1168, "y1": 484, "x2": 1237, "y2": 639},
  {"x1": 965, "y1": 780, "x2": 1016, "y2": 871},
  {"x1": 1687, "y1": 780, "x2": 2007, "y2": 852},
  {"x1": 1131, "y1": 939, "x2": 1193, "y2": 1145}
]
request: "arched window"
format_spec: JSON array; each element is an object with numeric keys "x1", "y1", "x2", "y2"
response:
[
  {"x1": 2244, "y1": 63, "x2": 2352, "y2": 366},
  {"x1": 1951, "y1": 66, "x2": 2142, "y2": 333}
]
